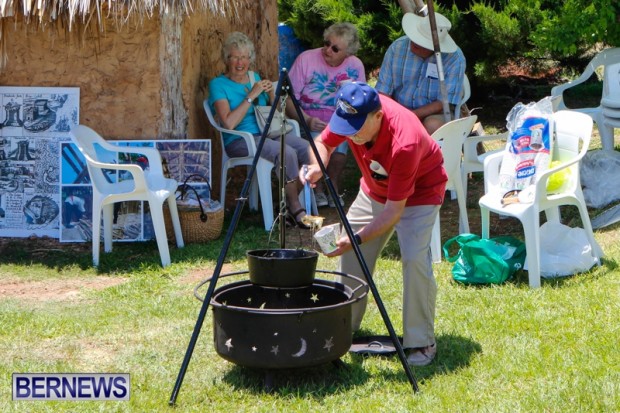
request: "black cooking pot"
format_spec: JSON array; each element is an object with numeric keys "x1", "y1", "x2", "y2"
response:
[
  {"x1": 247, "y1": 249, "x2": 319, "y2": 287},
  {"x1": 203, "y1": 270, "x2": 368, "y2": 370}
]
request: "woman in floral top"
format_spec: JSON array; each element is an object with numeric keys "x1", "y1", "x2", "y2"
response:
[{"x1": 286, "y1": 22, "x2": 366, "y2": 208}]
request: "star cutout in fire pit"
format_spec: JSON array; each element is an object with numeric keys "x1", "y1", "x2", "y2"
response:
[
  {"x1": 225, "y1": 338, "x2": 233, "y2": 351},
  {"x1": 310, "y1": 294, "x2": 319, "y2": 303},
  {"x1": 271, "y1": 345, "x2": 279, "y2": 355},
  {"x1": 324, "y1": 336, "x2": 334, "y2": 352}
]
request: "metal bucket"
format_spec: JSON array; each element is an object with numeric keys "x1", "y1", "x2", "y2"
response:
[{"x1": 247, "y1": 249, "x2": 319, "y2": 288}]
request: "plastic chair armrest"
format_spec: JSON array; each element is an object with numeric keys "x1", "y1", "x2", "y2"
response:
[
  {"x1": 86, "y1": 156, "x2": 148, "y2": 190},
  {"x1": 463, "y1": 132, "x2": 508, "y2": 163},
  {"x1": 482, "y1": 150, "x2": 505, "y2": 193}
]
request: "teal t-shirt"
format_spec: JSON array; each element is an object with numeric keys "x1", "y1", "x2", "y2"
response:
[{"x1": 208, "y1": 72, "x2": 270, "y2": 147}]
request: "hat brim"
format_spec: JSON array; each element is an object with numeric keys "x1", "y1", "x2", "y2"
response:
[
  {"x1": 328, "y1": 112, "x2": 367, "y2": 136},
  {"x1": 402, "y1": 13, "x2": 457, "y2": 53}
]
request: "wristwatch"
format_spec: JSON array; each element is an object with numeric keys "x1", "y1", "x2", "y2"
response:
[
  {"x1": 353, "y1": 233, "x2": 362, "y2": 245},
  {"x1": 246, "y1": 97, "x2": 253, "y2": 104}
]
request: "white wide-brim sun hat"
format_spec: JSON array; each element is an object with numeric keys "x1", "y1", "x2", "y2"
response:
[{"x1": 402, "y1": 12, "x2": 457, "y2": 53}]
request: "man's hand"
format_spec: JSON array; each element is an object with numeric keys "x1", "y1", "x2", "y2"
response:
[
  {"x1": 325, "y1": 234, "x2": 354, "y2": 257},
  {"x1": 299, "y1": 164, "x2": 323, "y2": 187}
]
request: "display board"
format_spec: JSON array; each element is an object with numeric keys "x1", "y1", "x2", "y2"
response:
[
  {"x1": 59, "y1": 139, "x2": 212, "y2": 243},
  {"x1": 0, "y1": 87, "x2": 80, "y2": 238}
]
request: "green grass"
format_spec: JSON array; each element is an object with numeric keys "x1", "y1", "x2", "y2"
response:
[
  {"x1": 1, "y1": 210, "x2": 619, "y2": 412},
  {"x1": 1, "y1": 84, "x2": 619, "y2": 411}
]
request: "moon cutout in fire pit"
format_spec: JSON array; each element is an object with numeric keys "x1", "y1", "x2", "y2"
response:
[{"x1": 291, "y1": 338, "x2": 307, "y2": 357}]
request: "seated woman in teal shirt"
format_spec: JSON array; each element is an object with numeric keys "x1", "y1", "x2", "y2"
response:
[{"x1": 209, "y1": 32, "x2": 311, "y2": 229}]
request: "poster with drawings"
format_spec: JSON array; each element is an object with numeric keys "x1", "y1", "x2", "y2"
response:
[
  {"x1": 0, "y1": 87, "x2": 79, "y2": 238},
  {"x1": 60, "y1": 139, "x2": 212, "y2": 243}
]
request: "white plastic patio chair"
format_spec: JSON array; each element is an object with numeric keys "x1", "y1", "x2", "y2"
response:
[
  {"x1": 478, "y1": 110, "x2": 603, "y2": 288},
  {"x1": 462, "y1": 131, "x2": 508, "y2": 198},
  {"x1": 551, "y1": 47, "x2": 620, "y2": 151},
  {"x1": 70, "y1": 125, "x2": 184, "y2": 268},
  {"x1": 204, "y1": 100, "x2": 315, "y2": 232},
  {"x1": 429, "y1": 115, "x2": 478, "y2": 262},
  {"x1": 204, "y1": 100, "x2": 275, "y2": 231},
  {"x1": 462, "y1": 95, "x2": 562, "y2": 199},
  {"x1": 454, "y1": 74, "x2": 471, "y2": 120}
]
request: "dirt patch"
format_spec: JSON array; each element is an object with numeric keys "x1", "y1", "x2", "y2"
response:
[
  {"x1": 178, "y1": 263, "x2": 238, "y2": 286},
  {"x1": 0, "y1": 276, "x2": 127, "y2": 302}
]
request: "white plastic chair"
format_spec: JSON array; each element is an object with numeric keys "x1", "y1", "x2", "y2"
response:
[
  {"x1": 478, "y1": 110, "x2": 603, "y2": 288},
  {"x1": 204, "y1": 100, "x2": 275, "y2": 231},
  {"x1": 462, "y1": 95, "x2": 563, "y2": 199},
  {"x1": 462, "y1": 131, "x2": 508, "y2": 197},
  {"x1": 454, "y1": 74, "x2": 471, "y2": 120},
  {"x1": 457, "y1": 73, "x2": 508, "y2": 199},
  {"x1": 429, "y1": 115, "x2": 478, "y2": 262},
  {"x1": 551, "y1": 47, "x2": 620, "y2": 151},
  {"x1": 70, "y1": 125, "x2": 184, "y2": 267},
  {"x1": 204, "y1": 100, "x2": 315, "y2": 231}
]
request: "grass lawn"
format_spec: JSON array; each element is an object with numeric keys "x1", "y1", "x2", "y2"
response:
[
  {"x1": 1, "y1": 224, "x2": 618, "y2": 412},
  {"x1": 1, "y1": 86, "x2": 620, "y2": 411}
]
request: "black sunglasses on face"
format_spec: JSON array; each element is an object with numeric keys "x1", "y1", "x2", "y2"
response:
[
  {"x1": 371, "y1": 172, "x2": 388, "y2": 181},
  {"x1": 323, "y1": 40, "x2": 341, "y2": 54}
]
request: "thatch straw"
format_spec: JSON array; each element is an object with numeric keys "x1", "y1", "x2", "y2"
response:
[
  {"x1": 0, "y1": 0, "x2": 245, "y2": 25},
  {"x1": 0, "y1": 0, "x2": 249, "y2": 69}
]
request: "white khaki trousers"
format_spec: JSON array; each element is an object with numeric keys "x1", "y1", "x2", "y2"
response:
[{"x1": 338, "y1": 188, "x2": 439, "y2": 349}]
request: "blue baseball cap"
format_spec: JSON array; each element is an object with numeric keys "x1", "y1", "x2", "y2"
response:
[{"x1": 329, "y1": 82, "x2": 381, "y2": 136}]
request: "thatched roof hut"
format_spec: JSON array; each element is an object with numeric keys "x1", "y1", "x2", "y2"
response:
[{"x1": 0, "y1": 0, "x2": 279, "y2": 141}]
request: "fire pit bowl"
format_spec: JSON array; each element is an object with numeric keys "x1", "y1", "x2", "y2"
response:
[
  {"x1": 196, "y1": 270, "x2": 368, "y2": 370},
  {"x1": 247, "y1": 248, "x2": 319, "y2": 288}
]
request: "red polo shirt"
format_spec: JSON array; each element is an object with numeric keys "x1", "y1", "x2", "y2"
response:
[{"x1": 323, "y1": 94, "x2": 447, "y2": 206}]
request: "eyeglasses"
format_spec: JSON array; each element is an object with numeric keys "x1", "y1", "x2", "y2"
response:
[
  {"x1": 371, "y1": 171, "x2": 388, "y2": 181},
  {"x1": 323, "y1": 40, "x2": 341, "y2": 54}
]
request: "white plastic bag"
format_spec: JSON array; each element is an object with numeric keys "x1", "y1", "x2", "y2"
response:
[
  {"x1": 499, "y1": 97, "x2": 554, "y2": 191},
  {"x1": 534, "y1": 221, "x2": 597, "y2": 278},
  {"x1": 580, "y1": 150, "x2": 620, "y2": 208}
]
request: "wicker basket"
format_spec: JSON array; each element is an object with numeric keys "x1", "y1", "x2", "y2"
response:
[{"x1": 164, "y1": 175, "x2": 224, "y2": 244}]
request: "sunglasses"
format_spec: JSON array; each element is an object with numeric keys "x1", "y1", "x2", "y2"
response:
[
  {"x1": 323, "y1": 40, "x2": 341, "y2": 54},
  {"x1": 371, "y1": 172, "x2": 388, "y2": 181}
]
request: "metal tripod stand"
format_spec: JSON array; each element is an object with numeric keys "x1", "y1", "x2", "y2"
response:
[{"x1": 169, "y1": 69, "x2": 418, "y2": 405}]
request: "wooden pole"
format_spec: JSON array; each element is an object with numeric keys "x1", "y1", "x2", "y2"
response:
[
  {"x1": 398, "y1": 0, "x2": 426, "y2": 14},
  {"x1": 397, "y1": 0, "x2": 451, "y2": 122},
  {"x1": 426, "y1": 0, "x2": 452, "y2": 122}
]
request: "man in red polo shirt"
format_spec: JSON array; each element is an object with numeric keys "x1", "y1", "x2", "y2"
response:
[{"x1": 300, "y1": 81, "x2": 447, "y2": 366}]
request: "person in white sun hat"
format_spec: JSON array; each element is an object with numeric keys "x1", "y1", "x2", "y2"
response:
[{"x1": 375, "y1": 12, "x2": 466, "y2": 134}]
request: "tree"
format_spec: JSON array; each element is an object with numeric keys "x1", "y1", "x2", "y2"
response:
[{"x1": 278, "y1": 0, "x2": 620, "y2": 80}]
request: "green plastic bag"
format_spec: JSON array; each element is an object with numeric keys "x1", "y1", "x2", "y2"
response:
[{"x1": 442, "y1": 234, "x2": 526, "y2": 284}]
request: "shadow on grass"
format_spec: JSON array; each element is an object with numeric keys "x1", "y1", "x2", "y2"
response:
[
  {"x1": 218, "y1": 333, "x2": 481, "y2": 396},
  {"x1": 346, "y1": 333, "x2": 482, "y2": 385},
  {"x1": 221, "y1": 360, "x2": 369, "y2": 396}
]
